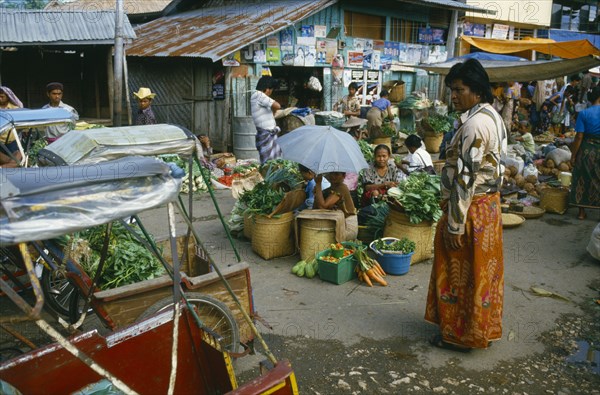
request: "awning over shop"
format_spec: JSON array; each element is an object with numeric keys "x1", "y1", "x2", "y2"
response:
[
  {"x1": 462, "y1": 36, "x2": 600, "y2": 59},
  {"x1": 126, "y1": 0, "x2": 338, "y2": 61},
  {"x1": 417, "y1": 55, "x2": 600, "y2": 82}
]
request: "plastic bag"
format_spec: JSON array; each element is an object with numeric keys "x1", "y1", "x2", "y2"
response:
[
  {"x1": 587, "y1": 223, "x2": 600, "y2": 261},
  {"x1": 307, "y1": 76, "x2": 322, "y2": 92},
  {"x1": 551, "y1": 111, "x2": 565, "y2": 124},
  {"x1": 523, "y1": 163, "x2": 538, "y2": 178},
  {"x1": 546, "y1": 146, "x2": 571, "y2": 165}
]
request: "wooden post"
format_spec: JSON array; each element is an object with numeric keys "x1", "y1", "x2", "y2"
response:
[
  {"x1": 123, "y1": 48, "x2": 132, "y2": 125},
  {"x1": 107, "y1": 48, "x2": 114, "y2": 125},
  {"x1": 113, "y1": 0, "x2": 124, "y2": 126}
]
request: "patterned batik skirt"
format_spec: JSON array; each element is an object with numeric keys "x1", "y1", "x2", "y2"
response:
[
  {"x1": 570, "y1": 137, "x2": 600, "y2": 209},
  {"x1": 255, "y1": 127, "x2": 282, "y2": 164},
  {"x1": 425, "y1": 192, "x2": 504, "y2": 349}
]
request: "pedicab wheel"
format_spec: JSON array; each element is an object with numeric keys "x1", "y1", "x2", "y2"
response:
[
  {"x1": 68, "y1": 290, "x2": 105, "y2": 333},
  {"x1": 41, "y1": 265, "x2": 77, "y2": 316},
  {"x1": 138, "y1": 293, "x2": 240, "y2": 353}
]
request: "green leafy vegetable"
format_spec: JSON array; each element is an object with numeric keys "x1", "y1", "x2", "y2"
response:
[
  {"x1": 63, "y1": 222, "x2": 165, "y2": 290},
  {"x1": 357, "y1": 140, "x2": 374, "y2": 163},
  {"x1": 238, "y1": 160, "x2": 302, "y2": 215},
  {"x1": 424, "y1": 113, "x2": 453, "y2": 134},
  {"x1": 387, "y1": 172, "x2": 442, "y2": 224},
  {"x1": 373, "y1": 237, "x2": 416, "y2": 254}
]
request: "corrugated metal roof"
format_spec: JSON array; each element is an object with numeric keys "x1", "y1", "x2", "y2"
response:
[
  {"x1": 126, "y1": 0, "x2": 338, "y2": 61},
  {"x1": 0, "y1": 10, "x2": 136, "y2": 46},
  {"x1": 45, "y1": 0, "x2": 173, "y2": 16},
  {"x1": 397, "y1": 0, "x2": 495, "y2": 14}
]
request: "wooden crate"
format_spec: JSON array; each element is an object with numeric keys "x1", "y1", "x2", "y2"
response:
[
  {"x1": 156, "y1": 234, "x2": 209, "y2": 277},
  {"x1": 93, "y1": 262, "x2": 255, "y2": 345}
]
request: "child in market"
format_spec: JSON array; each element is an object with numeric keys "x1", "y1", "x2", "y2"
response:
[
  {"x1": 297, "y1": 164, "x2": 330, "y2": 211},
  {"x1": 515, "y1": 120, "x2": 535, "y2": 162}
]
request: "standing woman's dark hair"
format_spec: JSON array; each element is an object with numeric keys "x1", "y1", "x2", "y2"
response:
[
  {"x1": 445, "y1": 59, "x2": 493, "y2": 104},
  {"x1": 256, "y1": 76, "x2": 280, "y2": 92}
]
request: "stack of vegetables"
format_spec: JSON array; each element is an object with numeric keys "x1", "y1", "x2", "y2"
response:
[
  {"x1": 291, "y1": 258, "x2": 318, "y2": 278},
  {"x1": 387, "y1": 172, "x2": 443, "y2": 224},
  {"x1": 372, "y1": 237, "x2": 416, "y2": 255},
  {"x1": 422, "y1": 113, "x2": 453, "y2": 134},
  {"x1": 238, "y1": 160, "x2": 303, "y2": 215},
  {"x1": 357, "y1": 201, "x2": 389, "y2": 242},
  {"x1": 398, "y1": 91, "x2": 432, "y2": 110},
  {"x1": 354, "y1": 246, "x2": 387, "y2": 287},
  {"x1": 160, "y1": 155, "x2": 211, "y2": 194},
  {"x1": 217, "y1": 162, "x2": 260, "y2": 187},
  {"x1": 59, "y1": 222, "x2": 165, "y2": 290}
]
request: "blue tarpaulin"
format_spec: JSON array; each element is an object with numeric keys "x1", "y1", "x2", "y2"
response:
[
  {"x1": 542, "y1": 29, "x2": 600, "y2": 50},
  {"x1": 448, "y1": 52, "x2": 527, "y2": 62}
]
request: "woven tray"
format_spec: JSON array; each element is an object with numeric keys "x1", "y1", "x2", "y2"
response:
[
  {"x1": 509, "y1": 205, "x2": 545, "y2": 219},
  {"x1": 502, "y1": 213, "x2": 525, "y2": 228}
]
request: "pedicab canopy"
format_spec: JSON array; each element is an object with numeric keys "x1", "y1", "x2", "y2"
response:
[
  {"x1": 37, "y1": 123, "x2": 199, "y2": 166},
  {"x1": 0, "y1": 156, "x2": 182, "y2": 246},
  {"x1": 0, "y1": 108, "x2": 76, "y2": 134}
]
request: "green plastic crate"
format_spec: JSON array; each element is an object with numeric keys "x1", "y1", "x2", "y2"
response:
[{"x1": 317, "y1": 247, "x2": 357, "y2": 285}]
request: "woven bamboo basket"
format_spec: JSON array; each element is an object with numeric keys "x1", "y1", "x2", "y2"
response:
[
  {"x1": 540, "y1": 187, "x2": 569, "y2": 214},
  {"x1": 508, "y1": 205, "x2": 545, "y2": 219},
  {"x1": 297, "y1": 218, "x2": 336, "y2": 261},
  {"x1": 243, "y1": 212, "x2": 254, "y2": 240},
  {"x1": 502, "y1": 213, "x2": 525, "y2": 228},
  {"x1": 252, "y1": 212, "x2": 295, "y2": 260},
  {"x1": 383, "y1": 208, "x2": 435, "y2": 264},
  {"x1": 432, "y1": 160, "x2": 445, "y2": 175},
  {"x1": 383, "y1": 80, "x2": 406, "y2": 103},
  {"x1": 372, "y1": 137, "x2": 392, "y2": 151},
  {"x1": 423, "y1": 131, "x2": 444, "y2": 154}
]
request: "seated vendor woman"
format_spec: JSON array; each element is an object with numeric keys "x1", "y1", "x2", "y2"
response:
[
  {"x1": 360, "y1": 144, "x2": 400, "y2": 205},
  {"x1": 314, "y1": 172, "x2": 359, "y2": 240},
  {"x1": 197, "y1": 134, "x2": 234, "y2": 169}
]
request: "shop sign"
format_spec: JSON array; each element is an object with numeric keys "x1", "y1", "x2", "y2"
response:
[
  {"x1": 463, "y1": 22, "x2": 486, "y2": 37},
  {"x1": 417, "y1": 28, "x2": 446, "y2": 44}
]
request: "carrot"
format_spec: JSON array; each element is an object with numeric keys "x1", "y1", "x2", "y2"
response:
[
  {"x1": 357, "y1": 271, "x2": 364, "y2": 283},
  {"x1": 362, "y1": 271, "x2": 373, "y2": 287},
  {"x1": 373, "y1": 261, "x2": 386, "y2": 277},
  {"x1": 366, "y1": 268, "x2": 388, "y2": 286},
  {"x1": 370, "y1": 262, "x2": 385, "y2": 278}
]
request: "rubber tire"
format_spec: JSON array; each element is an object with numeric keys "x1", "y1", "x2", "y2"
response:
[
  {"x1": 138, "y1": 293, "x2": 240, "y2": 352},
  {"x1": 67, "y1": 290, "x2": 108, "y2": 334},
  {"x1": 41, "y1": 265, "x2": 76, "y2": 316}
]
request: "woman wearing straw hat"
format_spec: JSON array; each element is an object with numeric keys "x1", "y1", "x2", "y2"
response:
[{"x1": 134, "y1": 87, "x2": 157, "y2": 125}]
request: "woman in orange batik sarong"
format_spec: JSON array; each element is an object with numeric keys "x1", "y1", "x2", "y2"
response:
[{"x1": 425, "y1": 58, "x2": 508, "y2": 351}]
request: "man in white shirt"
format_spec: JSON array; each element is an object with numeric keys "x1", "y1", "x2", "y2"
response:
[
  {"x1": 399, "y1": 134, "x2": 434, "y2": 176},
  {"x1": 251, "y1": 76, "x2": 282, "y2": 163},
  {"x1": 42, "y1": 82, "x2": 78, "y2": 143}
]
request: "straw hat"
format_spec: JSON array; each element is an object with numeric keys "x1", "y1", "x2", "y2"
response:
[
  {"x1": 133, "y1": 87, "x2": 156, "y2": 100},
  {"x1": 341, "y1": 116, "x2": 367, "y2": 128}
]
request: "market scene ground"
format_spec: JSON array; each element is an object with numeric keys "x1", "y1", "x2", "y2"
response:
[{"x1": 2, "y1": 189, "x2": 598, "y2": 394}]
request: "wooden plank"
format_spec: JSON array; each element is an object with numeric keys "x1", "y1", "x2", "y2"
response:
[
  {"x1": 95, "y1": 262, "x2": 254, "y2": 344},
  {"x1": 100, "y1": 287, "x2": 172, "y2": 328}
]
